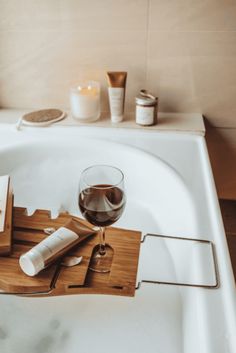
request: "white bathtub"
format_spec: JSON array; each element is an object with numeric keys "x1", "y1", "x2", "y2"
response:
[{"x1": 0, "y1": 122, "x2": 235, "y2": 353}]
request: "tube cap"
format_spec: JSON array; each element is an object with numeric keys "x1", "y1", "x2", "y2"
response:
[{"x1": 19, "y1": 250, "x2": 45, "y2": 276}]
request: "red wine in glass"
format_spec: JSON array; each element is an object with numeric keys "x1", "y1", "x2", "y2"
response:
[
  {"x1": 79, "y1": 184, "x2": 125, "y2": 227},
  {"x1": 78, "y1": 166, "x2": 125, "y2": 273}
]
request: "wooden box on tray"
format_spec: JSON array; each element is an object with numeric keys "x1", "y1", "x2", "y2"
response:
[{"x1": 0, "y1": 176, "x2": 13, "y2": 256}]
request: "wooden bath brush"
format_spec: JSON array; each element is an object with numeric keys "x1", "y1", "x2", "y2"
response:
[{"x1": 16, "y1": 109, "x2": 66, "y2": 130}]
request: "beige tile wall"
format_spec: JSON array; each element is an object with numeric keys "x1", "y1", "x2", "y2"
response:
[{"x1": 1, "y1": 0, "x2": 236, "y2": 128}]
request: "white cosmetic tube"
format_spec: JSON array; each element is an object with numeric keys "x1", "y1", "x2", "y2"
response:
[
  {"x1": 107, "y1": 72, "x2": 127, "y2": 123},
  {"x1": 19, "y1": 218, "x2": 95, "y2": 276}
]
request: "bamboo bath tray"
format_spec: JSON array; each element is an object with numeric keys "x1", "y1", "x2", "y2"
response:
[{"x1": 0, "y1": 207, "x2": 141, "y2": 297}]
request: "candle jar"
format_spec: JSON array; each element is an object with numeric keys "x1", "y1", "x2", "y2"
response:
[{"x1": 70, "y1": 81, "x2": 101, "y2": 122}]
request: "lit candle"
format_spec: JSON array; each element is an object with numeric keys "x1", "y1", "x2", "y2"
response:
[{"x1": 70, "y1": 81, "x2": 101, "y2": 122}]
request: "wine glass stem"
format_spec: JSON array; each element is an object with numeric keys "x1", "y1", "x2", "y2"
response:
[{"x1": 99, "y1": 227, "x2": 106, "y2": 256}]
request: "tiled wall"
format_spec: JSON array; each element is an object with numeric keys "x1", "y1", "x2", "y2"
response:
[
  {"x1": 1, "y1": 0, "x2": 236, "y2": 197},
  {"x1": 1, "y1": 0, "x2": 236, "y2": 129}
]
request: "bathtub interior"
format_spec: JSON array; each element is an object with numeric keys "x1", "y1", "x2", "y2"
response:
[
  {"x1": 0, "y1": 138, "x2": 197, "y2": 236},
  {"x1": 0, "y1": 137, "x2": 219, "y2": 353}
]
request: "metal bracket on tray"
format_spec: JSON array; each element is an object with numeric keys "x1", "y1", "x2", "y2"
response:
[{"x1": 136, "y1": 233, "x2": 219, "y2": 290}]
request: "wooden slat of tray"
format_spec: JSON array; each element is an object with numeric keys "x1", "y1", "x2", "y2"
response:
[
  {"x1": 55, "y1": 238, "x2": 95, "y2": 289},
  {"x1": 54, "y1": 226, "x2": 141, "y2": 297},
  {"x1": 13, "y1": 207, "x2": 70, "y2": 230},
  {"x1": 0, "y1": 207, "x2": 141, "y2": 297},
  {"x1": 0, "y1": 208, "x2": 92, "y2": 295},
  {"x1": 11, "y1": 243, "x2": 32, "y2": 258},
  {"x1": 0, "y1": 251, "x2": 58, "y2": 293},
  {"x1": 109, "y1": 228, "x2": 141, "y2": 288},
  {"x1": 13, "y1": 230, "x2": 47, "y2": 244}
]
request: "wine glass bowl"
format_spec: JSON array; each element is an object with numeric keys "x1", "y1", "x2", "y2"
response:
[{"x1": 79, "y1": 165, "x2": 125, "y2": 273}]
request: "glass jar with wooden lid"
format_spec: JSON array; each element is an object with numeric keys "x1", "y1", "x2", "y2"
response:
[{"x1": 135, "y1": 90, "x2": 158, "y2": 126}]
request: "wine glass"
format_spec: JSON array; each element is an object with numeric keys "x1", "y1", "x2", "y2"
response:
[{"x1": 78, "y1": 165, "x2": 126, "y2": 273}]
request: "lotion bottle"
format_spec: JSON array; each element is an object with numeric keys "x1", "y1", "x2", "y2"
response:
[{"x1": 107, "y1": 71, "x2": 127, "y2": 123}]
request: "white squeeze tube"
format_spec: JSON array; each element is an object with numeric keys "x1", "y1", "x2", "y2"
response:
[
  {"x1": 107, "y1": 71, "x2": 127, "y2": 123},
  {"x1": 19, "y1": 218, "x2": 96, "y2": 276}
]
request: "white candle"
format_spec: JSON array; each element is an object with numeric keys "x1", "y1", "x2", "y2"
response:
[{"x1": 70, "y1": 81, "x2": 101, "y2": 122}]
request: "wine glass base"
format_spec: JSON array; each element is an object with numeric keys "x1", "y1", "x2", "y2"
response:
[{"x1": 89, "y1": 243, "x2": 114, "y2": 273}]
